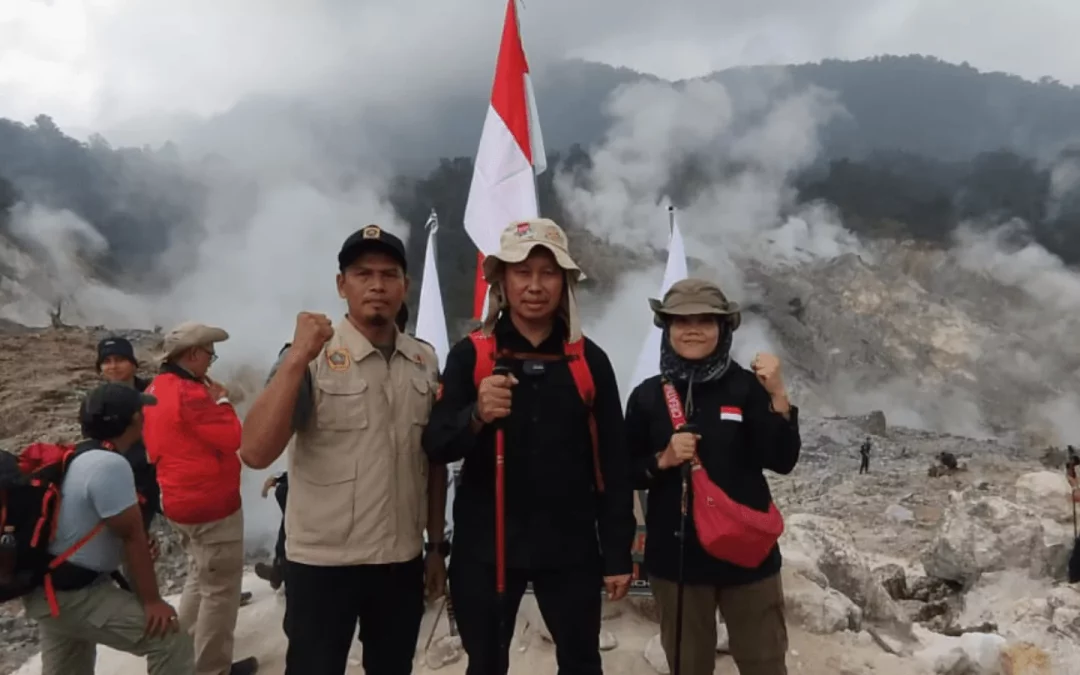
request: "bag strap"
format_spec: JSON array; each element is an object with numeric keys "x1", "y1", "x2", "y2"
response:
[
  {"x1": 661, "y1": 380, "x2": 689, "y2": 430},
  {"x1": 661, "y1": 380, "x2": 701, "y2": 468},
  {"x1": 43, "y1": 521, "x2": 106, "y2": 617}
]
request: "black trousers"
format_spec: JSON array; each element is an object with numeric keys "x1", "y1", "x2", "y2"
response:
[
  {"x1": 859, "y1": 455, "x2": 870, "y2": 474},
  {"x1": 284, "y1": 556, "x2": 425, "y2": 675},
  {"x1": 449, "y1": 559, "x2": 603, "y2": 675}
]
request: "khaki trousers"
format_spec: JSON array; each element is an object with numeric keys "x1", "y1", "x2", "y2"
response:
[
  {"x1": 172, "y1": 508, "x2": 245, "y2": 675},
  {"x1": 650, "y1": 573, "x2": 788, "y2": 675},
  {"x1": 24, "y1": 581, "x2": 195, "y2": 675}
]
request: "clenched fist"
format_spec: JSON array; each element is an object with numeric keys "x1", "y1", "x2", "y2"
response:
[
  {"x1": 476, "y1": 372, "x2": 517, "y2": 424},
  {"x1": 751, "y1": 352, "x2": 785, "y2": 396},
  {"x1": 658, "y1": 431, "x2": 700, "y2": 469},
  {"x1": 291, "y1": 312, "x2": 334, "y2": 363}
]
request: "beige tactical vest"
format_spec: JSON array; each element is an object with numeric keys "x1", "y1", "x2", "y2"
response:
[{"x1": 284, "y1": 317, "x2": 439, "y2": 566}]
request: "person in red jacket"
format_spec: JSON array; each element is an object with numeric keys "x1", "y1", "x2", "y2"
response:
[{"x1": 142, "y1": 321, "x2": 258, "y2": 675}]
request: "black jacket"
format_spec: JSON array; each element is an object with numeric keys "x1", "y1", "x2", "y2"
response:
[
  {"x1": 422, "y1": 315, "x2": 635, "y2": 576},
  {"x1": 626, "y1": 364, "x2": 801, "y2": 586},
  {"x1": 126, "y1": 376, "x2": 161, "y2": 530}
]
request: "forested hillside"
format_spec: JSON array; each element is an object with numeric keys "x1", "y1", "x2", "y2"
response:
[{"x1": 4, "y1": 55, "x2": 1080, "y2": 323}]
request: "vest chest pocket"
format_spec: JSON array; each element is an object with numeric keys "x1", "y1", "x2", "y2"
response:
[
  {"x1": 315, "y1": 376, "x2": 370, "y2": 431},
  {"x1": 409, "y1": 376, "x2": 433, "y2": 426}
]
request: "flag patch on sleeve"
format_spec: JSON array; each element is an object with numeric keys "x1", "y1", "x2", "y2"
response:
[{"x1": 720, "y1": 406, "x2": 743, "y2": 422}]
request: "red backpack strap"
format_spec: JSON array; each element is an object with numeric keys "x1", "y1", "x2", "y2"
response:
[
  {"x1": 564, "y1": 339, "x2": 604, "y2": 493},
  {"x1": 468, "y1": 330, "x2": 496, "y2": 391},
  {"x1": 43, "y1": 522, "x2": 106, "y2": 617}
]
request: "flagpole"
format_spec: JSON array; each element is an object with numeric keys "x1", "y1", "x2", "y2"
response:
[
  {"x1": 517, "y1": 0, "x2": 543, "y2": 216},
  {"x1": 668, "y1": 204, "x2": 675, "y2": 236}
]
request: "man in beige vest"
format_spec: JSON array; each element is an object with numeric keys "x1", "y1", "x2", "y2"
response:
[{"x1": 240, "y1": 224, "x2": 447, "y2": 675}]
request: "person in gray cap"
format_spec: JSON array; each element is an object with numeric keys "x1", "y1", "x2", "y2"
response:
[
  {"x1": 21, "y1": 383, "x2": 195, "y2": 675},
  {"x1": 142, "y1": 322, "x2": 257, "y2": 675},
  {"x1": 625, "y1": 278, "x2": 800, "y2": 675},
  {"x1": 240, "y1": 224, "x2": 447, "y2": 675}
]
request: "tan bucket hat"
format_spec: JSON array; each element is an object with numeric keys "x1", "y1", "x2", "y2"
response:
[
  {"x1": 649, "y1": 278, "x2": 742, "y2": 330},
  {"x1": 481, "y1": 218, "x2": 585, "y2": 343},
  {"x1": 481, "y1": 218, "x2": 585, "y2": 282},
  {"x1": 156, "y1": 321, "x2": 230, "y2": 363}
]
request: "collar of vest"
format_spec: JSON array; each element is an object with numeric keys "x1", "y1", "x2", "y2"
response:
[{"x1": 334, "y1": 316, "x2": 429, "y2": 367}]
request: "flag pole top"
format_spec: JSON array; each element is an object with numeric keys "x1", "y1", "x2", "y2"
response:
[{"x1": 667, "y1": 204, "x2": 676, "y2": 234}]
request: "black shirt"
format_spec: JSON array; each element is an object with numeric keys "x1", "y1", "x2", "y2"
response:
[
  {"x1": 422, "y1": 315, "x2": 635, "y2": 576},
  {"x1": 626, "y1": 364, "x2": 801, "y2": 586}
]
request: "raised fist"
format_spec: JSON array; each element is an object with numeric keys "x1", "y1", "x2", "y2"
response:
[{"x1": 291, "y1": 312, "x2": 334, "y2": 363}]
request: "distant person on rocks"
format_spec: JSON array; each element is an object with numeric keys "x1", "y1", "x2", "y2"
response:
[
  {"x1": 142, "y1": 323, "x2": 258, "y2": 675},
  {"x1": 625, "y1": 278, "x2": 801, "y2": 675},
  {"x1": 239, "y1": 224, "x2": 448, "y2": 675},
  {"x1": 254, "y1": 303, "x2": 416, "y2": 593},
  {"x1": 22, "y1": 383, "x2": 195, "y2": 675},
  {"x1": 424, "y1": 218, "x2": 635, "y2": 675},
  {"x1": 859, "y1": 437, "x2": 872, "y2": 474}
]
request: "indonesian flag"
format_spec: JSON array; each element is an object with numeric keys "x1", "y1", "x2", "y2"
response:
[
  {"x1": 415, "y1": 210, "x2": 450, "y2": 369},
  {"x1": 464, "y1": 0, "x2": 546, "y2": 319},
  {"x1": 627, "y1": 207, "x2": 689, "y2": 396},
  {"x1": 720, "y1": 406, "x2": 743, "y2": 422}
]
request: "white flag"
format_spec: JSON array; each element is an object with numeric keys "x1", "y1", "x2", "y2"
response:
[
  {"x1": 628, "y1": 208, "x2": 688, "y2": 394},
  {"x1": 414, "y1": 210, "x2": 450, "y2": 368}
]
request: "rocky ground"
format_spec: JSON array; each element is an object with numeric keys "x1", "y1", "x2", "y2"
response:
[{"x1": 2, "y1": 325, "x2": 1079, "y2": 674}]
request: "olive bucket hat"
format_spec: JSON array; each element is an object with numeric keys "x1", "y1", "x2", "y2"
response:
[{"x1": 649, "y1": 278, "x2": 742, "y2": 330}]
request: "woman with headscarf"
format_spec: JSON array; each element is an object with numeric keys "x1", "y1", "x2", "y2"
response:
[
  {"x1": 423, "y1": 218, "x2": 636, "y2": 675},
  {"x1": 625, "y1": 278, "x2": 801, "y2": 675}
]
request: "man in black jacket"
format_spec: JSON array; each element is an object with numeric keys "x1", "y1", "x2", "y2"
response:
[
  {"x1": 96, "y1": 337, "x2": 161, "y2": 530},
  {"x1": 423, "y1": 218, "x2": 635, "y2": 675}
]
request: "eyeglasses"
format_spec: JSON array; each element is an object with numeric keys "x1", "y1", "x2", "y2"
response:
[{"x1": 199, "y1": 347, "x2": 218, "y2": 364}]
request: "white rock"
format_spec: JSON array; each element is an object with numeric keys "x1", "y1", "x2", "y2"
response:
[
  {"x1": 1015, "y1": 472, "x2": 1073, "y2": 524},
  {"x1": 599, "y1": 630, "x2": 618, "y2": 651},
  {"x1": 780, "y1": 513, "x2": 908, "y2": 625},
  {"x1": 782, "y1": 567, "x2": 862, "y2": 634},
  {"x1": 518, "y1": 596, "x2": 552, "y2": 642},
  {"x1": 716, "y1": 618, "x2": 729, "y2": 653},
  {"x1": 915, "y1": 630, "x2": 1006, "y2": 675},
  {"x1": 644, "y1": 633, "x2": 669, "y2": 674},
  {"x1": 921, "y1": 493, "x2": 1062, "y2": 585},
  {"x1": 425, "y1": 635, "x2": 464, "y2": 670},
  {"x1": 885, "y1": 504, "x2": 916, "y2": 523}
]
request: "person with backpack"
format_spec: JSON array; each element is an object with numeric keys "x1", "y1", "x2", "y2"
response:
[
  {"x1": 422, "y1": 218, "x2": 636, "y2": 675},
  {"x1": 143, "y1": 323, "x2": 258, "y2": 675},
  {"x1": 625, "y1": 278, "x2": 801, "y2": 675},
  {"x1": 239, "y1": 225, "x2": 448, "y2": 675},
  {"x1": 15, "y1": 382, "x2": 194, "y2": 675}
]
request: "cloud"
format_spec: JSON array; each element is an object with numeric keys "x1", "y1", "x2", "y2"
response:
[{"x1": 5, "y1": 0, "x2": 1080, "y2": 137}]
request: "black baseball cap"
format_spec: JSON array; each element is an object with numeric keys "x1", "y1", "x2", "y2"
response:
[
  {"x1": 96, "y1": 336, "x2": 137, "y2": 370},
  {"x1": 79, "y1": 383, "x2": 157, "y2": 440},
  {"x1": 338, "y1": 225, "x2": 408, "y2": 273}
]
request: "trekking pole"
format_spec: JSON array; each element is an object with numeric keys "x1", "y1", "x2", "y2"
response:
[
  {"x1": 673, "y1": 377, "x2": 697, "y2": 675},
  {"x1": 673, "y1": 459, "x2": 691, "y2": 675},
  {"x1": 492, "y1": 361, "x2": 512, "y2": 673}
]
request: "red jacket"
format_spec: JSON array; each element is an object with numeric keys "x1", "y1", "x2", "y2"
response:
[{"x1": 143, "y1": 366, "x2": 243, "y2": 524}]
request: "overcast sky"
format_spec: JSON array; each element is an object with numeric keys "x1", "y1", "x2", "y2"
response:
[{"x1": 2, "y1": 0, "x2": 1079, "y2": 136}]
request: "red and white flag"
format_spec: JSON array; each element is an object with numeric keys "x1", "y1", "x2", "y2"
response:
[{"x1": 464, "y1": 0, "x2": 546, "y2": 319}]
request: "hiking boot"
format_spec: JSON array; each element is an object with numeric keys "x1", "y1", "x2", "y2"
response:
[
  {"x1": 230, "y1": 656, "x2": 259, "y2": 675},
  {"x1": 254, "y1": 561, "x2": 283, "y2": 590},
  {"x1": 239, "y1": 590, "x2": 253, "y2": 607}
]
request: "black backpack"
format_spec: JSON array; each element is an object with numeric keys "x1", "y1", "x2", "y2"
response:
[{"x1": 0, "y1": 440, "x2": 108, "y2": 612}]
